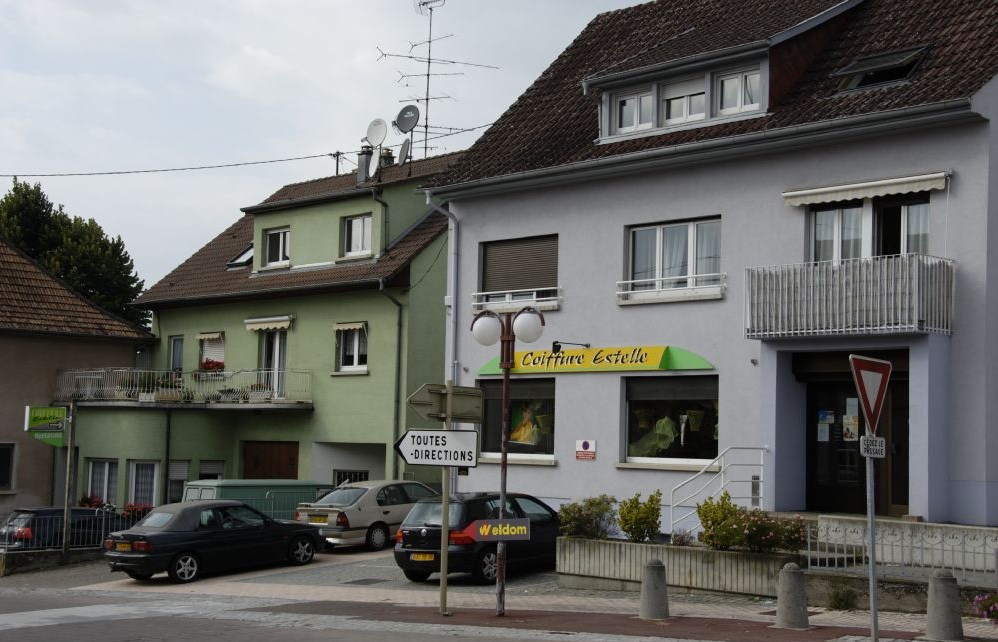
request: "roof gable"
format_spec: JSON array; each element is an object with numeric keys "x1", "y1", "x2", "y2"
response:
[{"x1": 0, "y1": 238, "x2": 151, "y2": 340}]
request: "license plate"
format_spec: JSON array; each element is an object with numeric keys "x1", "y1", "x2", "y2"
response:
[
  {"x1": 115, "y1": 542, "x2": 132, "y2": 552},
  {"x1": 410, "y1": 553, "x2": 435, "y2": 562},
  {"x1": 308, "y1": 515, "x2": 327, "y2": 524}
]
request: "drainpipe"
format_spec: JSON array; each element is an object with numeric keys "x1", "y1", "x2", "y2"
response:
[
  {"x1": 370, "y1": 188, "x2": 389, "y2": 256},
  {"x1": 162, "y1": 410, "x2": 172, "y2": 505},
  {"x1": 424, "y1": 191, "x2": 459, "y2": 385},
  {"x1": 379, "y1": 279, "x2": 404, "y2": 479}
]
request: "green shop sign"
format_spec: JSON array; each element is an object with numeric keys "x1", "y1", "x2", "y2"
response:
[{"x1": 24, "y1": 406, "x2": 67, "y2": 447}]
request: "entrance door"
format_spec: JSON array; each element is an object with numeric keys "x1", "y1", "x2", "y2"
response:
[
  {"x1": 805, "y1": 380, "x2": 909, "y2": 516},
  {"x1": 243, "y1": 441, "x2": 298, "y2": 479}
]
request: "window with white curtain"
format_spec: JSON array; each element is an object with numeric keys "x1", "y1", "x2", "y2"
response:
[
  {"x1": 343, "y1": 215, "x2": 372, "y2": 256},
  {"x1": 88, "y1": 460, "x2": 118, "y2": 504},
  {"x1": 629, "y1": 218, "x2": 722, "y2": 292},
  {"x1": 335, "y1": 323, "x2": 368, "y2": 372},
  {"x1": 130, "y1": 461, "x2": 158, "y2": 505},
  {"x1": 811, "y1": 203, "x2": 863, "y2": 262}
]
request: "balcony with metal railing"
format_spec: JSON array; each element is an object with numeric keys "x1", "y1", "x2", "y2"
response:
[
  {"x1": 470, "y1": 287, "x2": 562, "y2": 313},
  {"x1": 53, "y1": 368, "x2": 313, "y2": 409},
  {"x1": 745, "y1": 254, "x2": 955, "y2": 340}
]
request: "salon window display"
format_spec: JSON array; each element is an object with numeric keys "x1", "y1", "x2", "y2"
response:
[
  {"x1": 479, "y1": 379, "x2": 555, "y2": 456},
  {"x1": 626, "y1": 376, "x2": 718, "y2": 462}
]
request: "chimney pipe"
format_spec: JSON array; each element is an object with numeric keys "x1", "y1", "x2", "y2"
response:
[
  {"x1": 357, "y1": 145, "x2": 373, "y2": 185},
  {"x1": 380, "y1": 147, "x2": 395, "y2": 168}
]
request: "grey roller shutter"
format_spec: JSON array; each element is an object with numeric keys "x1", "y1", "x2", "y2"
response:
[{"x1": 482, "y1": 235, "x2": 558, "y2": 291}]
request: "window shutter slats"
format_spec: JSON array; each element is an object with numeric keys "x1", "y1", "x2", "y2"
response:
[{"x1": 482, "y1": 235, "x2": 558, "y2": 292}]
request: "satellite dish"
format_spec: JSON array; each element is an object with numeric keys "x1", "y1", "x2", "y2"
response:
[
  {"x1": 413, "y1": 0, "x2": 445, "y2": 16},
  {"x1": 394, "y1": 105, "x2": 420, "y2": 134},
  {"x1": 398, "y1": 138, "x2": 411, "y2": 166},
  {"x1": 365, "y1": 119, "x2": 387, "y2": 147}
]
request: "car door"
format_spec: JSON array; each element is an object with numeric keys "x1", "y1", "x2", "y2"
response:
[
  {"x1": 510, "y1": 496, "x2": 559, "y2": 562},
  {"x1": 194, "y1": 507, "x2": 236, "y2": 571},
  {"x1": 375, "y1": 484, "x2": 412, "y2": 530},
  {"x1": 218, "y1": 504, "x2": 285, "y2": 565}
]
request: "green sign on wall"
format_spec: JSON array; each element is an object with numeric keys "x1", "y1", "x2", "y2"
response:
[{"x1": 24, "y1": 406, "x2": 67, "y2": 447}]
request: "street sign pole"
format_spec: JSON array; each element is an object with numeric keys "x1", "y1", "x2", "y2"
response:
[
  {"x1": 439, "y1": 381, "x2": 453, "y2": 616},
  {"x1": 849, "y1": 354, "x2": 892, "y2": 642}
]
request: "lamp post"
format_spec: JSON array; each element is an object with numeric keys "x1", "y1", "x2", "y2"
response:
[{"x1": 470, "y1": 306, "x2": 545, "y2": 616}]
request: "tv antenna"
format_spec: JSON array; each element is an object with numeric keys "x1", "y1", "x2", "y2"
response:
[{"x1": 377, "y1": 0, "x2": 497, "y2": 159}]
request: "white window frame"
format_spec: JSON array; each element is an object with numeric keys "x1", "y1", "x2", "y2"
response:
[
  {"x1": 198, "y1": 332, "x2": 225, "y2": 370},
  {"x1": 662, "y1": 77, "x2": 706, "y2": 125},
  {"x1": 715, "y1": 69, "x2": 761, "y2": 116},
  {"x1": 620, "y1": 218, "x2": 724, "y2": 305},
  {"x1": 87, "y1": 459, "x2": 118, "y2": 504},
  {"x1": 613, "y1": 89, "x2": 654, "y2": 134},
  {"x1": 129, "y1": 461, "x2": 159, "y2": 505},
  {"x1": 264, "y1": 227, "x2": 290, "y2": 267},
  {"x1": 335, "y1": 323, "x2": 368, "y2": 373},
  {"x1": 168, "y1": 336, "x2": 184, "y2": 371},
  {"x1": 343, "y1": 214, "x2": 372, "y2": 257},
  {"x1": 810, "y1": 204, "x2": 865, "y2": 262}
]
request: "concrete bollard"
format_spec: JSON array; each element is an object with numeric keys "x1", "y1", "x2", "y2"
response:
[
  {"x1": 775, "y1": 562, "x2": 810, "y2": 629},
  {"x1": 925, "y1": 569, "x2": 964, "y2": 641},
  {"x1": 639, "y1": 558, "x2": 670, "y2": 620}
]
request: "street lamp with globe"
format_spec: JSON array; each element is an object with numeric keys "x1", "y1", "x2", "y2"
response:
[{"x1": 470, "y1": 306, "x2": 545, "y2": 616}]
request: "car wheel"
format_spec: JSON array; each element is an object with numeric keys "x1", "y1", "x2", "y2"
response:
[
  {"x1": 471, "y1": 547, "x2": 498, "y2": 584},
  {"x1": 365, "y1": 523, "x2": 390, "y2": 550},
  {"x1": 125, "y1": 570, "x2": 154, "y2": 581},
  {"x1": 288, "y1": 535, "x2": 315, "y2": 565},
  {"x1": 403, "y1": 569, "x2": 431, "y2": 582},
  {"x1": 167, "y1": 552, "x2": 200, "y2": 583}
]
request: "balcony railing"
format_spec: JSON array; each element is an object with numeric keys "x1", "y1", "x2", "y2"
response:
[
  {"x1": 745, "y1": 254, "x2": 955, "y2": 339},
  {"x1": 470, "y1": 287, "x2": 561, "y2": 313},
  {"x1": 616, "y1": 272, "x2": 726, "y2": 305},
  {"x1": 53, "y1": 368, "x2": 312, "y2": 405}
]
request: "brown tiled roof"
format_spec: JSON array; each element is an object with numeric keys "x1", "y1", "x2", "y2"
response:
[
  {"x1": 252, "y1": 151, "x2": 464, "y2": 209},
  {"x1": 136, "y1": 212, "x2": 448, "y2": 308},
  {"x1": 0, "y1": 238, "x2": 152, "y2": 340},
  {"x1": 427, "y1": 0, "x2": 998, "y2": 190},
  {"x1": 138, "y1": 153, "x2": 462, "y2": 307}
]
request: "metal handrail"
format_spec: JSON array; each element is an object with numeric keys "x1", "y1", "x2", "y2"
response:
[
  {"x1": 668, "y1": 445, "x2": 767, "y2": 534},
  {"x1": 616, "y1": 271, "x2": 726, "y2": 294}
]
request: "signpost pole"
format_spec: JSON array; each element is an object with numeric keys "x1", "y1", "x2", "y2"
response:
[
  {"x1": 61, "y1": 400, "x2": 76, "y2": 557},
  {"x1": 439, "y1": 381, "x2": 453, "y2": 616},
  {"x1": 866, "y1": 448, "x2": 878, "y2": 642}
]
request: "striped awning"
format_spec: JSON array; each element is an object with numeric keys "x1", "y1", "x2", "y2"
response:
[
  {"x1": 196, "y1": 331, "x2": 223, "y2": 341},
  {"x1": 334, "y1": 321, "x2": 366, "y2": 332},
  {"x1": 782, "y1": 171, "x2": 949, "y2": 207},
  {"x1": 244, "y1": 315, "x2": 294, "y2": 331}
]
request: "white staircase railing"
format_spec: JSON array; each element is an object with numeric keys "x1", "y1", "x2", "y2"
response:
[{"x1": 669, "y1": 446, "x2": 767, "y2": 535}]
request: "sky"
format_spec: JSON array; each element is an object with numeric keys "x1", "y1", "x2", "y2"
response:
[{"x1": 0, "y1": 0, "x2": 640, "y2": 287}]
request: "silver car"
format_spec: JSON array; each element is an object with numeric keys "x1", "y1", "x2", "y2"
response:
[{"x1": 295, "y1": 480, "x2": 437, "y2": 550}]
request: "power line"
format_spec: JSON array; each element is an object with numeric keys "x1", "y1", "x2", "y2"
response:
[{"x1": 1, "y1": 152, "x2": 337, "y2": 178}]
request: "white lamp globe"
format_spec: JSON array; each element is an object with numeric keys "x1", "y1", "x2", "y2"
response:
[
  {"x1": 471, "y1": 314, "x2": 502, "y2": 346},
  {"x1": 512, "y1": 310, "x2": 544, "y2": 343}
]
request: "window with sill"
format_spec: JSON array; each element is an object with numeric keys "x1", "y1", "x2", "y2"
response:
[
  {"x1": 198, "y1": 332, "x2": 225, "y2": 373},
  {"x1": 663, "y1": 77, "x2": 706, "y2": 125},
  {"x1": 343, "y1": 214, "x2": 372, "y2": 256},
  {"x1": 335, "y1": 322, "x2": 368, "y2": 372},
  {"x1": 716, "y1": 69, "x2": 760, "y2": 115},
  {"x1": 129, "y1": 461, "x2": 158, "y2": 505},
  {"x1": 480, "y1": 379, "x2": 555, "y2": 457},
  {"x1": 477, "y1": 235, "x2": 559, "y2": 309},
  {"x1": 614, "y1": 90, "x2": 654, "y2": 134},
  {"x1": 625, "y1": 218, "x2": 721, "y2": 298},
  {"x1": 264, "y1": 228, "x2": 290, "y2": 266},
  {"x1": 168, "y1": 335, "x2": 184, "y2": 371},
  {"x1": 626, "y1": 376, "x2": 718, "y2": 464},
  {"x1": 88, "y1": 459, "x2": 118, "y2": 504}
]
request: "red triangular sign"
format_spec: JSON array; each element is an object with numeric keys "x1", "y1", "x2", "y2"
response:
[{"x1": 849, "y1": 354, "x2": 892, "y2": 435}]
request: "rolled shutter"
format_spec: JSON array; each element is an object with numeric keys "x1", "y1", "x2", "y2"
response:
[{"x1": 482, "y1": 235, "x2": 558, "y2": 292}]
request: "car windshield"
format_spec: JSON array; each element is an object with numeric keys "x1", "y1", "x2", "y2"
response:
[
  {"x1": 315, "y1": 487, "x2": 366, "y2": 507},
  {"x1": 402, "y1": 500, "x2": 463, "y2": 527},
  {"x1": 133, "y1": 510, "x2": 175, "y2": 529}
]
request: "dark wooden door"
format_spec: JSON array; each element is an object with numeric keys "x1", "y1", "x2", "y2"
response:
[{"x1": 243, "y1": 441, "x2": 298, "y2": 479}]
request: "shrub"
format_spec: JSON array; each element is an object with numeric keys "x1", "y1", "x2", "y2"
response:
[
  {"x1": 779, "y1": 515, "x2": 809, "y2": 552},
  {"x1": 696, "y1": 491, "x2": 741, "y2": 549},
  {"x1": 974, "y1": 592, "x2": 998, "y2": 628},
  {"x1": 558, "y1": 494, "x2": 617, "y2": 539},
  {"x1": 669, "y1": 529, "x2": 695, "y2": 546},
  {"x1": 618, "y1": 490, "x2": 662, "y2": 543}
]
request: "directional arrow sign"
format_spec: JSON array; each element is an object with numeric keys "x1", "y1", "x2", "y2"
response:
[
  {"x1": 394, "y1": 429, "x2": 479, "y2": 467},
  {"x1": 407, "y1": 383, "x2": 483, "y2": 422},
  {"x1": 849, "y1": 354, "x2": 892, "y2": 435}
]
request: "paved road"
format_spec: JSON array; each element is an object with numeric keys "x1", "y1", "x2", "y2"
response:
[{"x1": 0, "y1": 549, "x2": 996, "y2": 642}]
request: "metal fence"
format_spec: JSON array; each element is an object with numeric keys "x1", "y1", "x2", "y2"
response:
[{"x1": 0, "y1": 511, "x2": 127, "y2": 552}]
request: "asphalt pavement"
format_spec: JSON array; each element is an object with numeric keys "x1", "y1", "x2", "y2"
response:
[{"x1": 2, "y1": 549, "x2": 997, "y2": 642}]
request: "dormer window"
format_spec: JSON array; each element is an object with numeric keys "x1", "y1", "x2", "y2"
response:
[
  {"x1": 833, "y1": 46, "x2": 928, "y2": 91},
  {"x1": 264, "y1": 228, "x2": 290, "y2": 267},
  {"x1": 716, "y1": 69, "x2": 761, "y2": 115},
  {"x1": 598, "y1": 62, "x2": 765, "y2": 141},
  {"x1": 614, "y1": 90, "x2": 653, "y2": 134},
  {"x1": 227, "y1": 245, "x2": 253, "y2": 269}
]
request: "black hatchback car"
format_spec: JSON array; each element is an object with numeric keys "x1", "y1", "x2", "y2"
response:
[
  {"x1": 0, "y1": 507, "x2": 129, "y2": 550},
  {"x1": 393, "y1": 492, "x2": 559, "y2": 584},
  {"x1": 103, "y1": 500, "x2": 323, "y2": 582}
]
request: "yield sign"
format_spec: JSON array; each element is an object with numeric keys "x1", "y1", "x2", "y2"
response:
[{"x1": 849, "y1": 354, "x2": 892, "y2": 435}]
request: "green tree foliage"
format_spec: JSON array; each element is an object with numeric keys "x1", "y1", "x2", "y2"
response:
[
  {"x1": 0, "y1": 179, "x2": 147, "y2": 326},
  {"x1": 617, "y1": 489, "x2": 662, "y2": 543}
]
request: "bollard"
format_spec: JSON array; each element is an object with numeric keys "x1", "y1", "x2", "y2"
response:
[
  {"x1": 775, "y1": 562, "x2": 810, "y2": 630},
  {"x1": 639, "y1": 558, "x2": 670, "y2": 620},
  {"x1": 926, "y1": 569, "x2": 964, "y2": 641}
]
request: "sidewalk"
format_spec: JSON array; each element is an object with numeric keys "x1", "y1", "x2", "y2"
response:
[{"x1": 81, "y1": 564, "x2": 998, "y2": 642}]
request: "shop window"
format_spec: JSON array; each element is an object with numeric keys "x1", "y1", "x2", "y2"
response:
[
  {"x1": 626, "y1": 376, "x2": 718, "y2": 463},
  {"x1": 480, "y1": 379, "x2": 555, "y2": 456}
]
